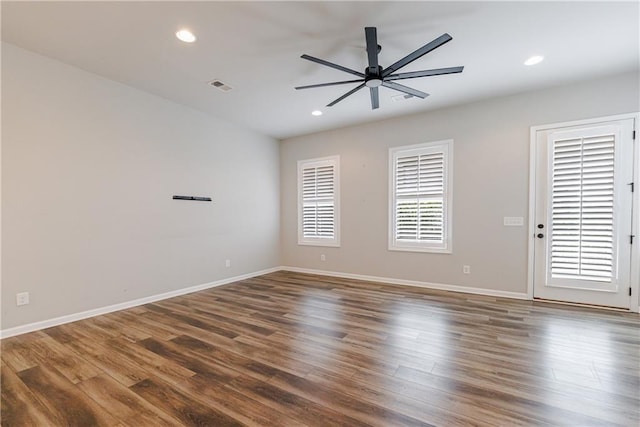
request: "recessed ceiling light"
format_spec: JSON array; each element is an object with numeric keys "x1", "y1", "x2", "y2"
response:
[
  {"x1": 311, "y1": 110, "x2": 323, "y2": 116},
  {"x1": 176, "y1": 29, "x2": 196, "y2": 43},
  {"x1": 524, "y1": 55, "x2": 544, "y2": 66}
]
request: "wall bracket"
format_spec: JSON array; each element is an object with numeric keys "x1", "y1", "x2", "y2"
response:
[{"x1": 173, "y1": 195, "x2": 212, "y2": 202}]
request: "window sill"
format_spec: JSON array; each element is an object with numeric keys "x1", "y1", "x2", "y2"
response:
[
  {"x1": 298, "y1": 240, "x2": 341, "y2": 248},
  {"x1": 388, "y1": 245, "x2": 452, "y2": 254}
]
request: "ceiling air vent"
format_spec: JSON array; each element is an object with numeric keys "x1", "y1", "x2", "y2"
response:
[
  {"x1": 208, "y1": 79, "x2": 233, "y2": 92},
  {"x1": 391, "y1": 93, "x2": 415, "y2": 102}
]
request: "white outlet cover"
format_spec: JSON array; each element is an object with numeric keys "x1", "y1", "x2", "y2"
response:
[{"x1": 16, "y1": 292, "x2": 29, "y2": 306}]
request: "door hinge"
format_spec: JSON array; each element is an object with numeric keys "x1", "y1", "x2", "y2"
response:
[
  {"x1": 630, "y1": 287, "x2": 632, "y2": 297},
  {"x1": 634, "y1": 130, "x2": 636, "y2": 140},
  {"x1": 631, "y1": 235, "x2": 636, "y2": 244},
  {"x1": 630, "y1": 182, "x2": 635, "y2": 193}
]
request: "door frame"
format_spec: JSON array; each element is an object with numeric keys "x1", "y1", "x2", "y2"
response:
[{"x1": 527, "y1": 113, "x2": 640, "y2": 312}]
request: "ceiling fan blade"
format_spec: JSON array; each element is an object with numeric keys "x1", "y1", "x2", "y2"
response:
[
  {"x1": 382, "y1": 33, "x2": 453, "y2": 77},
  {"x1": 365, "y1": 27, "x2": 379, "y2": 72},
  {"x1": 295, "y1": 79, "x2": 364, "y2": 90},
  {"x1": 327, "y1": 83, "x2": 366, "y2": 107},
  {"x1": 370, "y1": 87, "x2": 379, "y2": 110},
  {"x1": 386, "y1": 66, "x2": 464, "y2": 81},
  {"x1": 301, "y1": 54, "x2": 365, "y2": 78},
  {"x1": 382, "y1": 81, "x2": 429, "y2": 99}
]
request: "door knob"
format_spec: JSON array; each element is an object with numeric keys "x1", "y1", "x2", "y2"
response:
[
  {"x1": 537, "y1": 224, "x2": 544, "y2": 229},
  {"x1": 537, "y1": 233, "x2": 544, "y2": 238}
]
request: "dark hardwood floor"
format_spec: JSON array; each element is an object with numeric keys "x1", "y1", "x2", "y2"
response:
[{"x1": 2, "y1": 271, "x2": 639, "y2": 426}]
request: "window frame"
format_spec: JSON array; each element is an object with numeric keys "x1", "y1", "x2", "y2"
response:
[
  {"x1": 388, "y1": 140, "x2": 453, "y2": 254},
  {"x1": 297, "y1": 155, "x2": 340, "y2": 247}
]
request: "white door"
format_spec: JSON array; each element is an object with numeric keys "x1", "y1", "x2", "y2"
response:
[{"x1": 533, "y1": 117, "x2": 635, "y2": 309}]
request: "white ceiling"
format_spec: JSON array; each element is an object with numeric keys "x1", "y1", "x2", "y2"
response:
[{"x1": 2, "y1": 1, "x2": 638, "y2": 139}]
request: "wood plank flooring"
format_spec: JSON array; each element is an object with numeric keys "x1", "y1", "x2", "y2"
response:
[{"x1": 2, "y1": 271, "x2": 639, "y2": 426}]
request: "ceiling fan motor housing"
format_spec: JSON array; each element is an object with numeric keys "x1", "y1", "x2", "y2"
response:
[{"x1": 365, "y1": 66, "x2": 383, "y2": 88}]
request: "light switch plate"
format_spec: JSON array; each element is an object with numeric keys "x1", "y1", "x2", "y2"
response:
[{"x1": 504, "y1": 217, "x2": 524, "y2": 226}]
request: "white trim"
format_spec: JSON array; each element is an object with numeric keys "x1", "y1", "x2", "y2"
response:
[
  {"x1": 528, "y1": 112, "x2": 640, "y2": 313},
  {"x1": 527, "y1": 124, "x2": 538, "y2": 300},
  {"x1": 297, "y1": 155, "x2": 340, "y2": 247},
  {"x1": 530, "y1": 113, "x2": 640, "y2": 133},
  {"x1": 0, "y1": 56, "x2": 3, "y2": 345},
  {"x1": 297, "y1": 240, "x2": 340, "y2": 248},
  {"x1": 9, "y1": 248, "x2": 634, "y2": 340},
  {"x1": 631, "y1": 114, "x2": 640, "y2": 313},
  {"x1": 388, "y1": 139, "x2": 453, "y2": 254},
  {"x1": 387, "y1": 246, "x2": 452, "y2": 254},
  {"x1": 280, "y1": 266, "x2": 528, "y2": 300},
  {"x1": 0, "y1": 267, "x2": 280, "y2": 339}
]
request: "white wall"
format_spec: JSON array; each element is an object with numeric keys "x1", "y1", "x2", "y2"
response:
[
  {"x1": 1, "y1": 43, "x2": 280, "y2": 331},
  {"x1": 280, "y1": 71, "x2": 640, "y2": 296},
  {"x1": 3, "y1": 42, "x2": 638, "y2": 334}
]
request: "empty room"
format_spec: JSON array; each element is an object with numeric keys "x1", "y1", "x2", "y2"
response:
[{"x1": 1, "y1": 1, "x2": 639, "y2": 426}]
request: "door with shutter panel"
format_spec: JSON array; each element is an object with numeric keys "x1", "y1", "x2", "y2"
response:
[{"x1": 533, "y1": 118, "x2": 635, "y2": 308}]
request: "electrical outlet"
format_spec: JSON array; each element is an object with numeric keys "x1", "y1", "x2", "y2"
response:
[
  {"x1": 320, "y1": 254, "x2": 326, "y2": 262},
  {"x1": 463, "y1": 265, "x2": 471, "y2": 274},
  {"x1": 225, "y1": 259, "x2": 231, "y2": 268},
  {"x1": 16, "y1": 292, "x2": 29, "y2": 306}
]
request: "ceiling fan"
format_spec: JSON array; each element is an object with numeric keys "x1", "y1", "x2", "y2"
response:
[{"x1": 295, "y1": 27, "x2": 464, "y2": 110}]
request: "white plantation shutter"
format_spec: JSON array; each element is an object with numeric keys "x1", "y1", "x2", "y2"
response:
[
  {"x1": 395, "y1": 153, "x2": 445, "y2": 241},
  {"x1": 302, "y1": 165, "x2": 335, "y2": 238},
  {"x1": 390, "y1": 141, "x2": 452, "y2": 252},
  {"x1": 550, "y1": 134, "x2": 615, "y2": 282},
  {"x1": 298, "y1": 156, "x2": 340, "y2": 246}
]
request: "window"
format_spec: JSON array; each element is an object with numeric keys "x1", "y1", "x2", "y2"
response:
[
  {"x1": 298, "y1": 156, "x2": 340, "y2": 246},
  {"x1": 389, "y1": 140, "x2": 453, "y2": 253}
]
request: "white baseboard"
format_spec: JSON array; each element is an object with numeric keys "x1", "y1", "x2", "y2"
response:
[
  {"x1": 0, "y1": 266, "x2": 280, "y2": 339},
  {"x1": 0, "y1": 265, "x2": 530, "y2": 339},
  {"x1": 280, "y1": 266, "x2": 529, "y2": 300}
]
